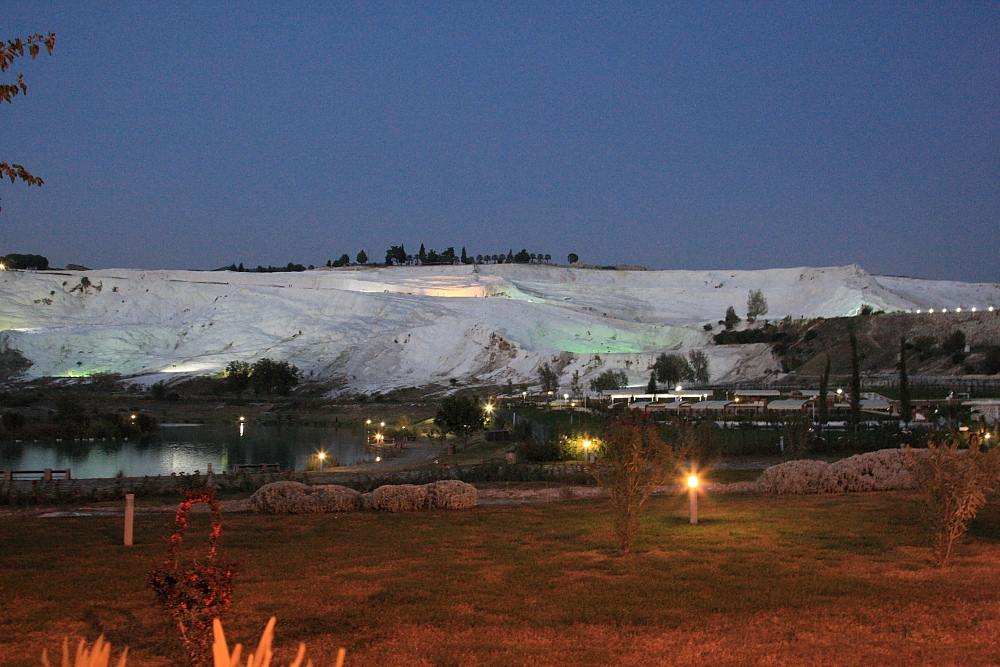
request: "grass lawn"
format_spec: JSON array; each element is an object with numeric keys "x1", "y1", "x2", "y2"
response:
[{"x1": 4, "y1": 491, "x2": 1000, "y2": 666}]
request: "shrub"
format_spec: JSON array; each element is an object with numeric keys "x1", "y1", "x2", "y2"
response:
[
  {"x1": 312, "y1": 484, "x2": 362, "y2": 512},
  {"x1": 756, "y1": 449, "x2": 918, "y2": 495},
  {"x1": 907, "y1": 434, "x2": 1000, "y2": 567},
  {"x1": 248, "y1": 481, "x2": 321, "y2": 514},
  {"x1": 148, "y1": 489, "x2": 237, "y2": 667},
  {"x1": 368, "y1": 484, "x2": 428, "y2": 512},
  {"x1": 426, "y1": 480, "x2": 477, "y2": 510}
]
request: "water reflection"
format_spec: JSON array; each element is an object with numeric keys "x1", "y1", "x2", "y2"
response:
[{"x1": 0, "y1": 424, "x2": 365, "y2": 479}]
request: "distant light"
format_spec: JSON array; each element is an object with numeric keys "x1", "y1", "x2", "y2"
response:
[
  {"x1": 837, "y1": 388, "x2": 843, "y2": 395},
  {"x1": 583, "y1": 440, "x2": 592, "y2": 449},
  {"x1": 972, "y1": 307, "x2": 977, "y2": 312},
  {"x1": 990, "y1": 307, "x2": 996, "y2": 312},
  {"x1": 986, "y1": 433, "x2": 992, "y2": 441},
  {"x1": 687, "y1": 475, "x2": 699, "y2": 488},
  {"x1": 916, "y1": 309, "x2": 921, "y2": 314},
  {"x1": 375, "y1": 456, "x2": 381, "y2": 462},
  {"x1": 956, "y1": 307, "x2": 962, "y2": 313},
  {"x1": 942, "y1": 308, "x2": 948, "y2": 313},
  {"x1": 239, "y1": 416, "x2": 245, "y2": 422},
  {"x1": 564, "y1": 394, "x2": 569, "y2": 400},
  {"x1": 929, "y1": 309, "x2": 935, "y2": 314},
  {"x1": 130, "y1": 414, "x2": 136, "y2": 420},
  {"x1": 366, "y1": 419, "x2": 371, "y2": 425},
  {"x1": 675, "y1": 385, "x2": 683, "y2": 391},
  {"x1": 485, "y1": 404, "x2": 493, "y2": 413},
  {"x1": 318, "y1": 452, "x2": 326, "y2": 460},
  {"x1": 0, "y1": 263, "x2": 5, "y2": 271}
]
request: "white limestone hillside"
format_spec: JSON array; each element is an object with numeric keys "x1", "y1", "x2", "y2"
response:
[{"x1": 0, "y1": 264, "x2": 996, "y2": 394}]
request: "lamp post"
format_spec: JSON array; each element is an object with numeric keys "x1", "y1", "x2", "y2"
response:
[
  {"x1": 688, "y1": 474, "x2": 699, "y2": 524},
  {"x1": 583, "y1": 439, "x2": 592, "y2": 463},
  {"x1": 318, "y1": 451, "x2": 326, "y2": 472}
]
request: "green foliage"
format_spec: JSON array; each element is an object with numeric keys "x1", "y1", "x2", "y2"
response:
[
  {"x1": 782, "y1": 415, "x2": 813, "y2": 459},
  {"x1": 356, "y1": 249, "x2": 368, "y2": 264},
  {"x1": 434, "y1": 395, "x2": 487, "y2": 448},
  {"x1": 913, "y1": 335, "x2": 937, "y2": 360},
  {"x1": 907, "y1": 433, "x2": 1000, "y2": 567},
  {"x1": 1, "y1": 252, "x2": 48, "y2": 269},
  {"x1": 982, "y1": 346, "x2": 1000, "y2": 375},
  {"x1": 818, "y1": 354, "x2": 830, "y2": 426},
  {"x1": 653, "y1": 353, "x2": 692, "y2": 388},
  {"x1": 646, "y1": 372, "x2": 657, "y2": 394},
  {"x1": 671, "y1": 420, "x2": 721, "y2": 470},
  {"x1": 567, "y1": 253, "x2": 579, "y2": 264},
  {"x1": 331, "y1": 253, "x2": 351, "y2": 267},
  {"x1": 724, "y1": 306, "x2": 741, "y2": 330},
  {"x1": 849, "y1": 328, "x2": 861, "y2": 430},
  {"x1": 688, "y1": 350, "x2": 710, "y2": 384},
  {"x1": 593, "y1": 412, "x2": 681, "y2": 553},
  {"x1": 942, "y1": 330, "x2": 967, "y2": 364},
  {"x1": 537, "y1": 362, "x2": 561, "y2": 393},
  {"x1": 149, "y1": 380, "x2": 168, "y2": 400},
  {"x1": 589, "y1": 369, "x2": 627, "y2": 392},
  {"x1": 384, "y1": 244, "x2": 407, "y2": 265},
  {"x1": 899, "y1": 337, "x2": 911, "y2": 424},
  {"x1": 224, "y1": 360, "x2": 251, "y2": 398},
  {"x1": 249, "y1": 358, "x2": 299, "y2": 399},
  {"x1": 746, "y1": 289, "x2": 768, "y2": 323}
]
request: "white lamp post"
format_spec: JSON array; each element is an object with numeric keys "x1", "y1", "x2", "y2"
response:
[{"x1": 688, "y1": 474, "x2": 699, "y2": 524}]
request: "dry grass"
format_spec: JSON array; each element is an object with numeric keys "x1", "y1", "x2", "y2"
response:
[{"x1": 4, "y1": 492, "x2": 1000, "y2": 665}]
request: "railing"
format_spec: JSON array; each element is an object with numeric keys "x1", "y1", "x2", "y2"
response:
[
  {"x1": 2, "y1": 468, "x2": 72, "y2": 481},
  {"x1": 231, "y1": 463, "x2": 280, "y2": 474}
]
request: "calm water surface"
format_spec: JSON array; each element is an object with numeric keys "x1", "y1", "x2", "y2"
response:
[{"x1": 0, "y1": 424, "x2": 366, "y2": 479}]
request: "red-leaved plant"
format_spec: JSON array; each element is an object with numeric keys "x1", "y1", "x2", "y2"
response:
[{"x1": 149, "y1": 488, "x2": 238, "y2": 667}]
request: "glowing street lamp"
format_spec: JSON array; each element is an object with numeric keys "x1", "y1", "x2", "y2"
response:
[
  {"x1": 688, "y1": 474, "x2": 699, "y2": 524},
  {"x1": 318, "y1": 451, "x2": 326, "y2": 471},
  {"x1": 583, "y1": 439, "x2": 592, "y2": 463}
]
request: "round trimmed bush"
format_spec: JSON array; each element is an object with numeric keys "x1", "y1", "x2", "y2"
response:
[
  {"x1": 369, "y1": 484, "x2": 428, "y2": 512},
  {"x1": 249, "y1": 481, "x2": 321, "y2": 514},
  {"x1": 426, "y1": 480, "x2": 477, "y2": 510}
]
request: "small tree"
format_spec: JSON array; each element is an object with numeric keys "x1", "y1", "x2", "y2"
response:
[
  {"x1": 653, "y1": 353, "x2": 692, "y2": 388},
  {"x1": 569, "y1": 370, "x2": 583, "y2": 398},
  {"x1": 907, "y1": 434, "x2": 1000, "y2": 566},
  {"x1": 589, "y1": 369, "x2": 628, "y2": 392},
  {"x1": 567, "y1": 253, "x2": 579, "y2": 264},
  {"x1": 646, "y1": 372, "x2": 657, "y2": 394},
  {"x1": 818, "y1": 354, "x2": 830, "y2": 427},
  {"x1": 783, "y1": 415, "x2": 813, "y2": 459},
  {"x1": 724, "y1": 306, "x2": 741, "y2": 330},
  {"x1": 538, "y1": 362, "x2": 561, "y2": 393},
  {"x1": 224, "y1": 361, "x2": 251, "y2": 398},
  {"x1": 746, "y1": 289, "x2": 768, "y2": 323},
  {"x1": 899, "y1": 337, "x2": 911, "y2": 425},
  {"x1": 249, "y1": 358, "x2": 299, "y2": 399},
  {"x1": 434, "y1": 395, "x2": 486, "y2": 449},
  {"x1": 356, "y1": 249, "x2": 368, "y2": 265},
  {"x1": 849, "y1": 329, "x2": 861, "y2": 434},
  {"x1": 688, "y1": 350, "x2": 710, "y2": 384},
  {"x1": 593, "y1": 412, "x2": 680, "y2": 553}
]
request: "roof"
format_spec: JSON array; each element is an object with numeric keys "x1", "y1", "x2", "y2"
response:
[
  {"x1": 734, "y1": 389, "x2": 781, "y2": 397},
  {"x1": 767, "y1": 400, "x2": 810, "y2": 410},
  {"x1": 690, "y1": 400, "x2": 733, "y2": 410}
]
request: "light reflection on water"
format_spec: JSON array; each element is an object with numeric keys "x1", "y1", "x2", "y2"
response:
[{"x1": 0, "y1": 424, "x2": 365, "y2": 479}]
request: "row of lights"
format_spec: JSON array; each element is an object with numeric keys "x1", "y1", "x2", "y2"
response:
[{"x1": 915, "y1": 306, "x2": 995, "y2": 314}]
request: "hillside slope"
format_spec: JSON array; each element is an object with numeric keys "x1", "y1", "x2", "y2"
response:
[{"x1": 0, "y1": 264, "x2": 996, "y2": 393}]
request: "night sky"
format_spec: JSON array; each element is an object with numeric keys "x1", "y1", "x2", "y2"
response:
[{"x1": 2, "y1": 3, "x2": 997, "y2": 281}]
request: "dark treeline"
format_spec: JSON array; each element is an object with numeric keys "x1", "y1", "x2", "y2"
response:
[{"x1": 220, "y1": 245, "x2": 560, "y2": 273}]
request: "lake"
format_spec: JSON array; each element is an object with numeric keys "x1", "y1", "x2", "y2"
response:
[{"x1": 0, "y1": 423, "x2": 367, "y2": 479}]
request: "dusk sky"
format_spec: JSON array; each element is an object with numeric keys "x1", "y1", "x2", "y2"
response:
[{"x1": 2, "y1": 3, "x2": 997, "y2": 281}]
